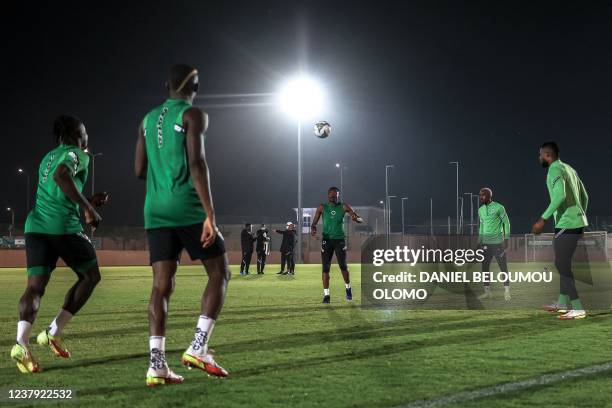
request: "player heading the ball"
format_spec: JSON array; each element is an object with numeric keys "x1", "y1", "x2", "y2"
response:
[{"x1": 311, "y1": 186, "x2": 363, "y2": 304}]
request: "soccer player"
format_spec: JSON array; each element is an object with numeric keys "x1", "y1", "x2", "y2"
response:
[
  {"x1": 310, "y1": 187, "x2": 363, "y2": 303},
  {"x1": 11, "y1": 115, "x2": 107, "y2": 373},
  {"x1": 533, "y1": 141, "x2": 588, "y2": 320},
  {"x1": 240, "y1": 223, "x2": 255, "y2": 275},
  {"x1": 477, "y1": 187, "x2": 511, "y2": 301},
  {"x1": 135, "y1": 64, "x2": 230, "y2": 386},
  {"x1": 276, "y1": 222, "x2": 297, "y2": 275},
  {"x1": 256, "y1": 224, "x2": 270, "y2": 274}
]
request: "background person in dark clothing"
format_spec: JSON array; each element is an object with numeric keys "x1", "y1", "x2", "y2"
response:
[
  {"x1": 276, "y1": 222, "x2": 297, "y2": 275},
  {"x1": 256, "y1": 224, "x2": 270, "y2": 274},
  {"x1": 240, "y1": 223, "x2": 255, "y2": 275}
]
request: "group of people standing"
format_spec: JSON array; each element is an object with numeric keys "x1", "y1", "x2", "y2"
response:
[{"x1": 240, "y1": 222, "x2": 297, "y2": 275}]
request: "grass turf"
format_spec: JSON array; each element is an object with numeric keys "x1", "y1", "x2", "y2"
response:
[{"x1": 1, "y1": 263, "x2": 611, "y2": 407}]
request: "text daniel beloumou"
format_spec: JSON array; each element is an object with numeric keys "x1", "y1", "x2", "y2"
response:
[{"x1": 369, "y1": 246, "x2": 553, "y2": 300}]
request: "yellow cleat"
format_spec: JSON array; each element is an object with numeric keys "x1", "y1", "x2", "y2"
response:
[
  {"x1": 37, "y1": 330, "x2": 71, "y2": 358},
  {"x1": 10, "y1": 344, "x2": 41, "y2": 374},
  {"x1": 145, "y1": 367, "x2": 184, "y2": 387}
]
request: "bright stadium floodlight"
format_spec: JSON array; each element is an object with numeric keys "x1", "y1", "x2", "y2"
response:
[{"x1": 279, "y1": 76, "x2": 323, "y2": 119}]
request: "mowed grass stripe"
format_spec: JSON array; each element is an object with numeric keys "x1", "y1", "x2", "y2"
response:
[
  {"x1": 398, "y1": 361, "x2": 612, "y2": 408},
  {"x1": 1, "y1": 264, "x2": 611, "y2": 407}
]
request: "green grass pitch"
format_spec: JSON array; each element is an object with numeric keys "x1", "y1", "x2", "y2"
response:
[{"x1": 1, "y1": 263, "x2": 612, "y2": 407}]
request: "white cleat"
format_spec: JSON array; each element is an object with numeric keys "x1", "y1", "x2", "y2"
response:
[
  {"x1": 146, "y1": 366, "x2": 184, "y2": 387},
  {"x1": 558, "y1": 310, "x2": 586, "y2": 320},
  {"x1": 478, "y1": 291, "x2": 492, "y2": 300}
]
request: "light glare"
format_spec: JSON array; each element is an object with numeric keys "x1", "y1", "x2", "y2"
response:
[{"x1": 279, "y1": 77, "x2": 323, "y2": 119}]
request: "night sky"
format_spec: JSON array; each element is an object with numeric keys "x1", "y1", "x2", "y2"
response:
[{"x1": 2, "y1": 1, "x2": 611, "y2": 232}]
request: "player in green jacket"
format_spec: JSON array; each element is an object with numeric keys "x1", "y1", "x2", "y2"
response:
[
  {"x1": 311, "y1": 187, "x2": 363, "y2": 304},
  {"x1": 11, "y1": 115, "x2": 108, "y2": 374},
  {"x1": 135, "y1": 64, "x2": 230, "y2": 386},
  {"x1": 532, "y1": 142, "x2": 588, "y2": 320},
  {"x1": 477, "y1": 187, "x2": 511, "y2": 301}
]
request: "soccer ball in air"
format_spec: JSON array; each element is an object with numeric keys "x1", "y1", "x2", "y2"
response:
[{"x1": 314, "y1": 121, "x2": 331, "y2": 138}]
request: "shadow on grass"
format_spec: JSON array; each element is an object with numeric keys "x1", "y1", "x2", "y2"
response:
[
  {"x1": 39, "y1": 313, "x2": 576, "y2": 376},
  {"x1": 232, "y1": 317, "x2": 578, "y2": 377},
  {"x1": 0, "y1": 311, "x2": 480, "y2": 349},
  {"x1": 241, "y1": 274, "x2": 265, "y2": 280}
]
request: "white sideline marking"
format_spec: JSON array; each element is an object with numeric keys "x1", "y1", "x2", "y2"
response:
[{"x1": 398, "y1": 361, "x2": 612, "y2": 408}]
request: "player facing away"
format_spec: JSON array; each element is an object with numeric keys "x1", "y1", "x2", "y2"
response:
[
  {"x1": 11, "y1": 115, "x2": 108, "y2": 373},
  {"x1": 533, "y1": 142, "x2": 588, "y2": 320},
  {"x1": 310, "y1": 187, "x2": 363, "y2": 303},
  {"x1": 477, "y1": 187, "x2": 511, "y2": 301},
  {"x1": 135, "y1": 64, "x2": 230, "y2": 386}
]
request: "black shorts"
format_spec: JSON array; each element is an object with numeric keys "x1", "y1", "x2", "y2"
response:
[
  {"x1": 321, "y1": 238, "x2": 348, "y2": 273},
  {"x1": 146, "y1": 223, "x2": 226, "y2": 264},
  {"x1": 25, "y1": 232, "x2": 98, "y2": 277}
]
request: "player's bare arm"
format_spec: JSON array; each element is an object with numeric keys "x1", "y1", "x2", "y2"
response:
[
  {"x1": 184, "y1": 106, "x2": 216, "y2": 247},
  {"x1": 343, "y1": 203, "x2": 363, "y2": 223},
  {"x1": 134, "y1": 122, "x2": 147, "y2": 180},
  {"x1": 53, "y1": 164, "x2": 101, "y2": 229},
  {"x1": 310, "y1": 204, "x2": 324, "y2": 235}
]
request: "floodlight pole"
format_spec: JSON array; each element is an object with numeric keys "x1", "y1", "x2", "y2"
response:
[
  {"x1": 6, "y1": 207, "x2": 14, "y2": 237},
  {"x1": 430, "y1": 198, "x2": 433, "y2": 236},
  {"x1": 18, "y1": 169, "x2": 31, "y2": 215},
  {"x1": 340, "y1": 166, "x2": 343, "y2": 198},
  {"x1": 464, "y1": 192, "x2": 475, "y2": 235},
  {"x1": 87, "y1": 152, "x2": 103, "y2": 240},
  {"x1": 388, "y1": 195, "x2": 396, "y2": 248},
  {"x1": 401, "y1": 197, "x2": 408, "y2": 236},
  {"x1": 335, "y1": 163, "x2": 344, "y2": 197},
  {"x1": 385, "y1": 164, "x2": 394, "y2": 240},
  {"x1": 297, "y1": 119, "x2": 303, "y2": 264},
  {"x1": 449, "y1": 162, "x2": 459, "y2": 234},
  {"x1": 458, "y1": 196, "x2": 464, "y2": 234},
  {"x1": 472, "y1": 193, "x2": 480, "y2": 235},
  {"x1": 90, "y1": 152, "x2": 103, "y2": 196}
]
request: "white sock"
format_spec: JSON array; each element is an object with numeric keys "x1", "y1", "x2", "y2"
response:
[
  {"x1": 17, "y1": 321, "x2": 32, "y2": 346},
  {"x1": 190, "y1": 315, "x2": 215, "y2": 355},
  {"x1": 48, "y1": 309, "x2": 73, "y2": 337},
  {"x1": 150, "y1": 336, "x2": 165, "y2": 352},
  {"x1": 504, "y1": 286, "x2": 510, "y2": 292},
  {"x1": 484, "y1": 286, "x2": 491, "y2": 293},
  {"x1": 323, "y1": 288, "x2": 330, "y2": 296},
  {"x1": 149, "y1": 336, "x2": 166, "y2": 370},
  {"x1": 345, "y1": 283, "x2": 351, "y2": 289}
]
